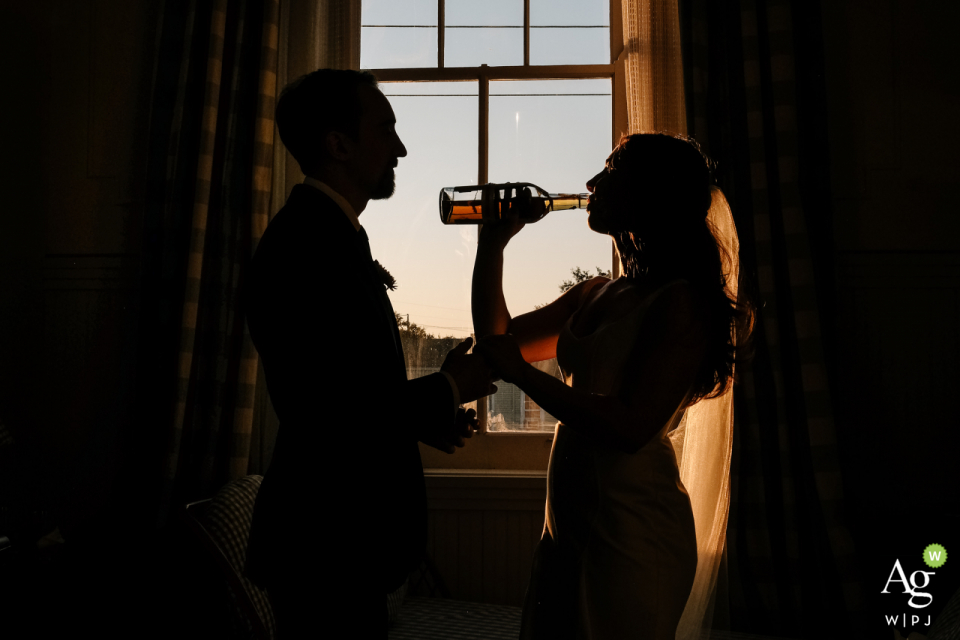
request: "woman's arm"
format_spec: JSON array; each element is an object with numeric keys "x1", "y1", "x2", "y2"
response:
[
  {"x1": 472, "y1": 204, "x2": 608, "y2": 362},
  {"x1": 514, "y1": 362, "x2": 649, "y2": 451},
  {"x1": 475, "y1": 283, "x2": 708, "y2": 452},
  {"x1": 471, "y1": 234, "x2": 513, "y2": 338},
  {"x1": 506, "y1": 276, "x2": 609, "y2": 362}
]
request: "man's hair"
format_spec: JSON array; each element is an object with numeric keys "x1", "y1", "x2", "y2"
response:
[{"x1": 275, "y1": 69, "x2": 379, "y2": 175}]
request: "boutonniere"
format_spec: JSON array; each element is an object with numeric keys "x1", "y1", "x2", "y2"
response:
[{"x1": 372, "y1": 260, "x2": 397, "y2": 291}]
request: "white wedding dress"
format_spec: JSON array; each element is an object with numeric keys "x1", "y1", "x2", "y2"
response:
[
  {"x1": 520, "y1": 187, "x2": 738, "y2": 640},
  {"x1": 519, "y1": 280, "x2": 698, "y2": 640}
]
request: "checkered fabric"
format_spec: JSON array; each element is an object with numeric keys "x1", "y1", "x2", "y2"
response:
[
  {"x1": 202, "y1": 474, "x2": 276, "y2": 638},
  {"x1": 388, "y1": 597, "x2": 522, "y2": 640},
  {"x1": 679, "y1": 0, "x2": 862, "y2": 635},
  {"x1": 387, "y1": 580, "x2": 409, "y2": 625},
  {"x1": 385, "y1": 598, "x2": 800, "y2": 640},
  {"x1": 142, "y1": 0, "x2": 279, "y2": 523},
  {"x1": 930, "y1": 587, "x2": 960, "y2": 640}
]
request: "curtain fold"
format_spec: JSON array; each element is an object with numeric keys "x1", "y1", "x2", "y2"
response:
[
  {"x1": 139, "y1": 0, "x2": 280, "y2": 525},
  {"x1": 621, "y1": 0, "x2": 687, "y2": 135},
  {"x1": 678, "y1": 0, "x2": 863, "y2": 637},
  {"x1": 270, "y1": 0, "x2": 362, "y2": 223}
]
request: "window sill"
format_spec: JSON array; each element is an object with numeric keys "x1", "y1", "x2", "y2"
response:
[
  {"x1": 419, "y1": 431, "x2": 553, "y2": 472},
  {"x1": 423, "y1": 469, "x2": 547, "y2": 511},
  {"x1": 424, "y1": 468, "x2": 547, "y2": 479}
]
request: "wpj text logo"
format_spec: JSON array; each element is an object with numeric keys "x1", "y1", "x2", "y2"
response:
[{"x1": 881, "y1": 543, "x2": 947, "y2": 629}]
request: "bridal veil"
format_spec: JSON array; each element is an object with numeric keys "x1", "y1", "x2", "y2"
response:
[{"x1": 669, "y1": 186, "x2": 739, "y2": 640}]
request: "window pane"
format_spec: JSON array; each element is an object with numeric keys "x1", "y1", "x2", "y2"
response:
[
  {"x1": 364, "y1": 82, "x2": 479, "y2": 385},
  {"x1": 362, "y1": 28, "x2": 437, "y2": 69},
  {"x1": 444, "y1": 28, "x2": 523, "y2": 68},
  {"x1": 488, "y1": 360, "x2": 564, "y2": 432},
  {"x1": 531, "y1": 28, "x2": 609, "y2": 65},
  {"x1": 530, "y1": 0, "x2": 608, "y2": 26},
  {"x1": 445, "y1": 0, "x2": 522, "y2": 68},
  {"x1": 487, "y1": 79, "x2": 613, "y2": 432},
  {"x1": 362, "y1": 0, "x2": 437, "y2": 26},
  {"x1": 446, "y1": 0, "x2": 523, "y2": 26},
  {"x1": 529, "y1": 0, "x2": 609, "y2": 66}
]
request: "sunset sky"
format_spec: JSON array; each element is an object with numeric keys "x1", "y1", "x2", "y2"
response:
[
  {"x1": 360, "y1": 0, "x2": 615, "y2": 339},
  {"x1": 362, "y1": 81, "x2": 614, "y2": 338}
]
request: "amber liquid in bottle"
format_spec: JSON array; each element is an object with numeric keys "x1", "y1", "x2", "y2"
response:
[{"x1": 440, "y1": 183, "x2": 588, "y2": 225}]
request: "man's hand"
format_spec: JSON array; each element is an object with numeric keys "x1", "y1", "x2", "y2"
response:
[
  {"x1": 440, "y1": 337, "x2": 499, "y2": 403},
  {"x1": 421, "y1": 407, "x2": 479, "y2": 454},
  {"x1": 455, "y1": 406, "x2": 479, "y2": 442},
  {"x1": 473, "y1": 334, "x2": 528, "y2": 385}
]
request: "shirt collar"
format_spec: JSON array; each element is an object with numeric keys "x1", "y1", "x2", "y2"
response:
[{"x1": 303, "y1": 176, "x2": 361, "y2": 232}]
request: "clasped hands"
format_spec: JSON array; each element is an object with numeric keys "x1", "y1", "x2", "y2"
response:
[{"x1": 426, "y1": 334, "x2": 528, "y2": 453}]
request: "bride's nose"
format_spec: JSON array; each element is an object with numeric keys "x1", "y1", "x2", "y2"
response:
[{"x1": 586, "y1": 171, "x2": 604, "y2": 192}]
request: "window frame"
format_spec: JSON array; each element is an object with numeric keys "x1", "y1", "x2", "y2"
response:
[{"x1": 363, "y1": 0, "x2": 628, "y2": 470}]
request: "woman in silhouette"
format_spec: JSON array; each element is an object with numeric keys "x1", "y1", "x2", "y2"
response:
[{"x1": 473, "y1": 133, "x2": 753, "y2": 640}]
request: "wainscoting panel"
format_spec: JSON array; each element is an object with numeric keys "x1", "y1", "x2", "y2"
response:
[
  {"x1": 39, "y1": 253, "x2": 141, "y2": 525},
  {"x1": 424, "y1": 472, "x2": 547, "y2": 606}
]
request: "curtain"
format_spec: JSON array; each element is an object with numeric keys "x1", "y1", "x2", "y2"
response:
[
  {"x1": 138, "y1": 0, "x2": 279, "y2": 525},
  {"x1": 621, "y1": 0, "x2": 687, "y2": 136},
  {"x1": 679, "y1": 0, "x2": 863, "y2": 637},
  {"x1": 269, "y1": 0, "x2": 361, "y2": 203}
]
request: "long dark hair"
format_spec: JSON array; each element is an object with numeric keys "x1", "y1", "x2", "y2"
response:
[{"x1": 608, "y1": 133, "x2": 753, "y2": 402}]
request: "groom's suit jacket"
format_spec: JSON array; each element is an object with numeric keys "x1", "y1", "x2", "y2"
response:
[{"x1": 243, "y1": 184, "x2": 456, "y2": 594}]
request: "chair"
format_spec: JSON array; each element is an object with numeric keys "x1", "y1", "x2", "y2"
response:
[
  {"x1": 182, "y1": 475, "x2": 276, "y2": 640},
  {"x1": 929, "y1": 585, "x2": 960, "y2": 640},
  {"x1": 407, "y1": 552, "x2": 451, "y2": 599},
  {"x1": 387, "y1": 552, "x2": 451, "y2": 626}
]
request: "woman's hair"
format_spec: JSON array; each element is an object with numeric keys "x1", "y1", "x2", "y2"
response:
[{"x1": 607, "y1": 133, "x2": 754, "y2": 402}]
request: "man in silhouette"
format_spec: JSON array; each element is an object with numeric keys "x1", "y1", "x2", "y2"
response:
[{"x1": 243, "y1": 69, "x2": 496, "y2": 635}]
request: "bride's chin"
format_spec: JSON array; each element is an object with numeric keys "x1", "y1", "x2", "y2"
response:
[{"x1": 587, "y1": 213, "x2": 608, "y2": 234}]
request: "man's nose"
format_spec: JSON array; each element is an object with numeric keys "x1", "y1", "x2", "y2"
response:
[{"x1": 396, "y1": 135, "x2": 408, "y2": 158}]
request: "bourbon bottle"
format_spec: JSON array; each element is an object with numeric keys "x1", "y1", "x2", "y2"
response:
[{"x1": 439, "y1": 182, "x2": 589, "y2": 225}]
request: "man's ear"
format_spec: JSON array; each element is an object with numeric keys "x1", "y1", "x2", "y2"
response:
[{"x1": 325, "y1": 130, "x2": 352, "y2": 163}]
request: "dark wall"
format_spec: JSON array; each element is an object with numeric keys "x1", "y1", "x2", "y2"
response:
[
  {"x1": 0, "y1": 2, "x2": 200, "y2": 635},
  {"x1": 822, "y1": 0, "x2": 960, "y2": 633},
  {"x1": 0, "y1": 0, "x2": 159, "y2": 543}
]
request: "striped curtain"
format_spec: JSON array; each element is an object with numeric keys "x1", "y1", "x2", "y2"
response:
[
  {"x1": 270, "y1": 0, "x2": 362, "y2": 218},
  {"x1": 139, "y1": 0, "x2": 279, "y2": 525},
  {"x1": 679, "y1": 0, "x2": 863, "y2": 636}
]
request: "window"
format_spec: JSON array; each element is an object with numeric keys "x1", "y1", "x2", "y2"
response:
[{"x1": 361, "y1": 0, "x2": 626, "y2": 469}]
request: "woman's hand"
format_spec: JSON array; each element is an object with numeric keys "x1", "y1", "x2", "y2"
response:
[
  {"x1": 478, "y1": 187, "x2": 529, "y2": 249},
  {"x1": 474, "y1": 333, "x2": 528, "y2": 385}
]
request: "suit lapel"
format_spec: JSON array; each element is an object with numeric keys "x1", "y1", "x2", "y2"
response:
[
  {"x1": 293, "y1": 185, "x2": 406, "y2": 376},
  {"x1": 354, "y1": 230, "x2": 406, "y2": 374}
]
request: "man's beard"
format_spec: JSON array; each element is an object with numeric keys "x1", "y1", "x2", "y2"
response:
[{"x1": 370, "y1": 168, "x2": 396, "y2": 200}]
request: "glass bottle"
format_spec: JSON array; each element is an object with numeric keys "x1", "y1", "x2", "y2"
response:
[{"x1": 439, "y1": 182, "x2": 589, "y2": 225}]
